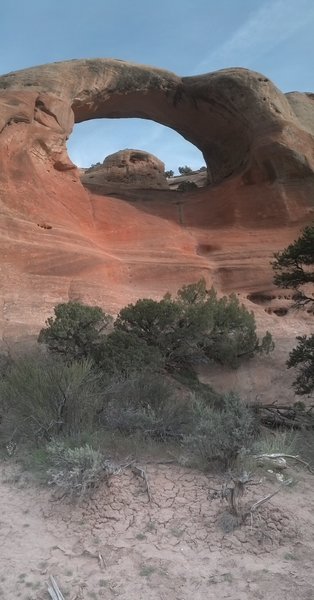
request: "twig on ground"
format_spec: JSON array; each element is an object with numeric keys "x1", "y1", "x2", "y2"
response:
[
  {"x1": 47, "y1": 575, "x2": 65, "y2": 600},
  {"x1": 242, "y1": 478, "x2": 293, "y2": 522},
  {"x1": 132, "y1": 465, "x2": 151, "y2": 502},
  {"x1": 98, "y1": 551, "x2": 106, "y2": 569}
]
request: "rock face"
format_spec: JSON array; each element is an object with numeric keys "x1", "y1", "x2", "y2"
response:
[
  {"x1": 0, "y1": 58, "x2": 313, "y2": 346},
  {"x1": 82, "y1": 149, "x2": 169, "y2": 189}
]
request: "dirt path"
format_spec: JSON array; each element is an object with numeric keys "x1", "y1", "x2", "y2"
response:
[{"x1": 1, "y1": 461, "x2": 314, "y2": 599}]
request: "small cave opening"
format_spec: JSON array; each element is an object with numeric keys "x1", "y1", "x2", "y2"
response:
[
  {"x1": 247, "y1": 292, "x2": 276, "y2": 305},
  {"x1": 273, "y1": 307, "x2": 289, "y2": 316},
  {"x1": 196, "y1": 243, "x2": 220, "y2": 256}
]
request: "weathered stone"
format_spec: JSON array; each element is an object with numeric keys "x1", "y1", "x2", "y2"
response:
[
  {"x1": 82, "y1": 149, "x2": 168, "y2": 189},
  {"x1": 0, "y1": 58, "x2": 313, "y2": 378}
]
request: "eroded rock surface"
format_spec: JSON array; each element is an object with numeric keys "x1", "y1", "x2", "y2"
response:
[
  {"x1": 0, "y1": 59, "x2": 313, "y2": 347},
  {"x1": 82, "y1": 149, "x2": 168, "y2": 190}
]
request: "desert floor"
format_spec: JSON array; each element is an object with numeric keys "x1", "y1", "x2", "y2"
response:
[{"x1": 1, "y1": 458, "x2": 314, "y2": 599}]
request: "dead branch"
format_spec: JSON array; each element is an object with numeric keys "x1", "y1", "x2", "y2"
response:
[
  {"x1": 253, "y1": 403, "x2": 314, "y2": 430},
  {"x1": 132, "y1": 465, "x2": 151, "y2": 502},
  {"x1": 254, "y1": 453, "x2": 314, "y2": 474},
  {"x1": 47, "y1": 575, "x2": 65, "y2": 600},
  {"x1": 222, "y1": 472, "x2": 257, "y2": 516},
  {"x1": 98, "y1": 551, "x2": 106, "y2": 569},
  {"x1": 222, "y1": 471, "x2": 293, "y2": 524},
  {"x1": 242, "y1": 478, "x2": 293, "y2": 522}
]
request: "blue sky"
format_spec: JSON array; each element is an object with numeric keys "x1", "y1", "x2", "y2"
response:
[{"x1": 1, "y1": 0, "x2": 314, "y2": 172}]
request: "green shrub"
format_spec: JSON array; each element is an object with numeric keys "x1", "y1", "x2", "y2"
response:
[
  {"x1": 202, "y1": 291, "x2": 274, "y2": 368},
  {"x1": 287, "y1": 334, "x2": 314, "y2": 395},
  {"x1": 184, "y1": 393, "x2": 256, "y2": 467},
  {"x1": 272, "y1": 225, "x2": 314, "y2": 307},
  {"x1": 37, "y1": 282, "x2": 273, "y2": 378},
  {"x1": 114, "y1": 284, "x2": 210, "y2": 372},
  {"x1": 114, "y1": 280, "x2": 273, "y2": 372},
  {"x1": 178, "y1": 166, "x2": 193, "y2": 175},
  {"x1": 97, "y1": 329, "x2": 163, "y2": 375},
  {"x1": 0, "y1": 355, "x2": 103, "y2": 443},
  {"x1": 100, "y1": 372, "x2": 194, "y2": 440},
  {"x1": 46, "y1": 441, "x2": 115, "y2": 499},
  {"x1": 272, "y1": 226, "x2": 313, "y2": 394},
  {"x1": 0, "y1": 352, "x2": 11, "y2": 378},
  {"x1": 177, "y1": 181, "x2": 198, "y2": 192},
  {"x1": 38, "y1": 301, "x2": 112, "y2": 362}
]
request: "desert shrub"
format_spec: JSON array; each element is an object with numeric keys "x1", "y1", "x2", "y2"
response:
[
  {"x1": 114, "y1": 283, "x2": 211, "y2": 372},
  {"x1": 0, "y1": 352, "x2": 12, "y2": 378},
  {"x1": 272, "y1": 225, "x2": 314, "y2": 308},
  {"x1": 100, "y1": 372, "x2": 194, "y2": 440},
  {"x1": 252, "y1": 430, "x2": 298, "y2": 457},
  {"x1": 46, "y1": 441, "x2": 115, "y2": 499},
  {"x1": 272, "y1": 227, "x2": 314, "y2": 394},
  {"x1": 37, "y1": 282, "x2": 273, "y2": 379},
  {"x1": 87, "y1": 161, "x2": 101, "y2": 170},
  {"x1": 177, "y1": 181, "x2": 198, "y2": 192},
  {"x1": 202, "y1": 291, "x2": 274, "y2": 368},
  {"x1": 38, "y1": 301, "x2": 112, "y2": 362},
  {"x1": 178, "y1": 165, "x2": 193, "y2": 174},
  {"x1": 0, "y1": 355, "x2": 103, "y2": 443},
  {"x1": 165, "y1": 169, "x2": 174, "y2": 178},
  {"x1": 114, "y1": 280, "x2": 273, "y2": 373},
  {"x1": 97, "y1": 329, "x2": 163, "y2": 375},
  {"x1": 287, "y1": 334, "x2": 314, "y2": 395},
  {"x1": 184, "y1": 393, "x2": 256, "y2": 467}
]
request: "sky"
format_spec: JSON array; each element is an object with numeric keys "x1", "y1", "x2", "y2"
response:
[{"x1": 1, "y1": 0, "x2": 314, "y2": 172}]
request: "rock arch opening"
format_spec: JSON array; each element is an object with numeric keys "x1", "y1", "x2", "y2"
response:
[
  {"x1": 67, "y1": 118, "x2": 205, "y2": 175},
  {"x1": 68, "y1": 63, "x2": 253, "y2": 185},
  {"x1": 0, "y1": 58, "x2": 312, "y2": 193}
]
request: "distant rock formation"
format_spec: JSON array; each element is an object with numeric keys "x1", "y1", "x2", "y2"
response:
[{"x1": 82, "y1": 149, "x2": 169, "y2": 189}]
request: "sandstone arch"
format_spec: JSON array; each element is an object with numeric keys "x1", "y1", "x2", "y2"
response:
[
  {"x1": 1, "y1": 58, "x2": 313, "y2": 185},
  {"x1": 0, "y1": 59, "x2": 313, "y2": 345}
]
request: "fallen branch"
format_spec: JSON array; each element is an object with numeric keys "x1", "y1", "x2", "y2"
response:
[
  {"x1": 253, "y1": 403, "x2": 314, "y2": 430},
  {"x1": 222, "y1": 472, "x2": 293, "y2": 524},
  {"x1": 98, "y1": 551, "x2": 106, "y2": 570},
  {"x1": 242, "y1": 478, "x2": 293, "y2": 522},
  {"x1": 132, "y1": 465, "x2": 151, "y2": 502},
  {"x1": 254, "y1": 453, "x2": 314, "y2": 474},
  {"x1": 47, "y1": 575, "x2": 65, "y2": 600}
]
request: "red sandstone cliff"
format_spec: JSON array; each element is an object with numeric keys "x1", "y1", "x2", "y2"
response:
[{"x1": 0, "y1": 59, "x2": 313, "y2": 344}]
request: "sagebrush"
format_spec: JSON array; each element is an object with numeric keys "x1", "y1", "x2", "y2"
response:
[
  {"x1": 46, "y1": 441, "x2": 115, "y2": 498},
  {"x1": 0, "y1": 355, "x2": 103, "y2": 443},
  {"x1": 100, "y1": 372, "x2": 194, "y2": 440},
  {"x1": 185, "y1": 393, "x2": 257, "y2": 467}
]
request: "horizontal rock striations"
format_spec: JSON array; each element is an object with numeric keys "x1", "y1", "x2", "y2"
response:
[{"x1": 0, "y1": 59, "x2": 313, "y2": 344}]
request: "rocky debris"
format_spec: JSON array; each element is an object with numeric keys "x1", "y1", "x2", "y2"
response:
[{"x1": 82, "y1": 149, "x2": 169, "y2": 190}]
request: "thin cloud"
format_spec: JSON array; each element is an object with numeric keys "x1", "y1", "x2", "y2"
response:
[{"x1": 195, "y1": 0, "x2": 314, "y2": 73}]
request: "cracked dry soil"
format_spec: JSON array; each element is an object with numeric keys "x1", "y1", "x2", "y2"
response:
[{"x1": 1, "y1": 462, "x2": 314, "y2": 599}]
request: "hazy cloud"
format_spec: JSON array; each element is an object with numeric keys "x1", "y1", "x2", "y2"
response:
[{"x1": 196, "y1": 0, "x2": 314, "y2": 73}]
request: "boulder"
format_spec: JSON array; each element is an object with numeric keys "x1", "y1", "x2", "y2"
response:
[{"x1": 82, "y1": 149, "x2": 169, "y2": 189}]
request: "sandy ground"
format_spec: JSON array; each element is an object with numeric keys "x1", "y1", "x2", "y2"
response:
[{"x1": 1, "y1": 460, "x2": 314, "y2": 599}]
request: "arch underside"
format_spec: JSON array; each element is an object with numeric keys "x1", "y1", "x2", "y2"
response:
[
  {"x1": 1, "y1": 58, "x2": 313, "y2": 185},
  {"x1": 0, "y1": 59, "x2": 313, "y2": 344}
]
